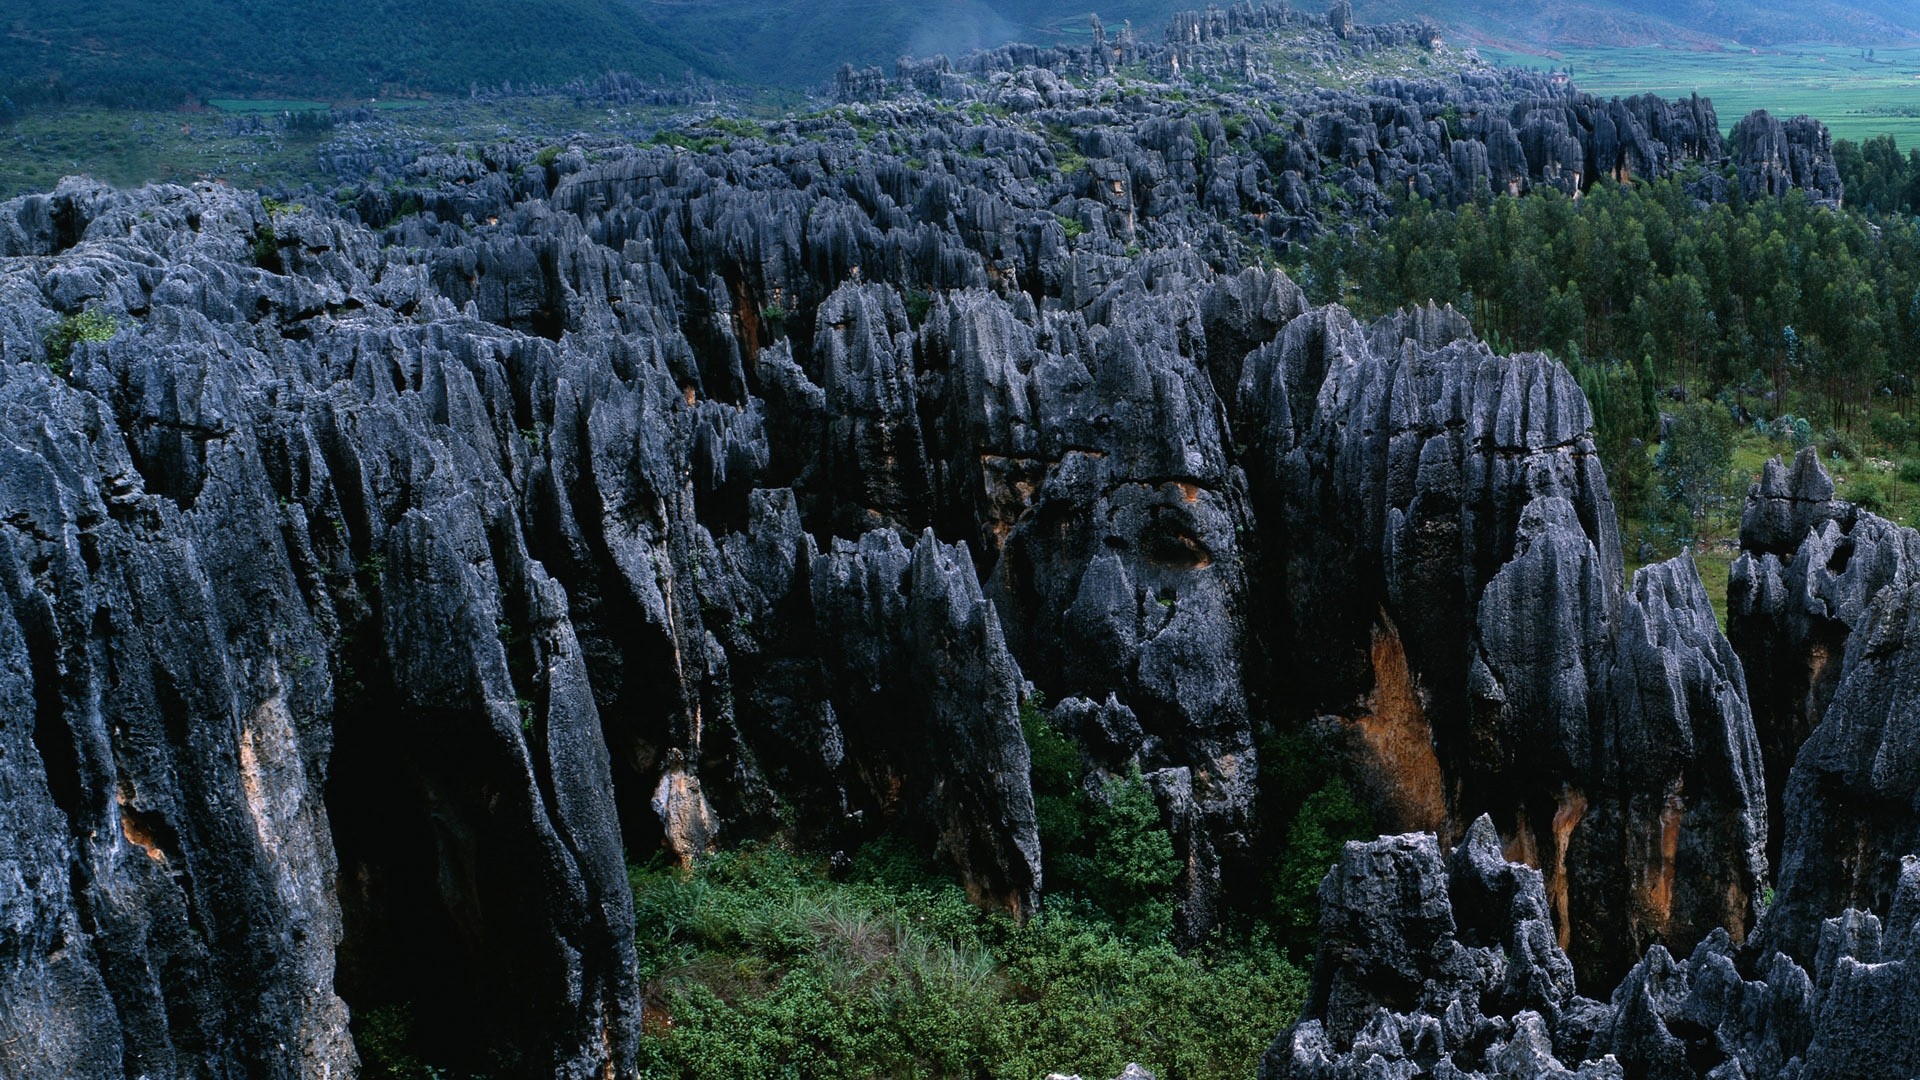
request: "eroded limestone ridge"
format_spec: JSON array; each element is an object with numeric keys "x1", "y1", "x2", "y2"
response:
[
  {"x1": 0, "y1": 15, "x2": 1874, "y2": 1073},
  {"x1": 1268, "y1": 822, "x2": 1920, "y2": 1080}
]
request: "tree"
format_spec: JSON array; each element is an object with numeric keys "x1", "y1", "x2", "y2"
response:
[
  {"x1": 1655, "y1": 400, "x2": 1737, "y2": 542},
  {"x1": 1059, "y1": 768, "x2": 1181, "y2": 942}
]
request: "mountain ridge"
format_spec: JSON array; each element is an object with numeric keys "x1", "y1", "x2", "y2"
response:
[{"x1": 7, "y1": 0, "x2": 1920, "y2": 107}]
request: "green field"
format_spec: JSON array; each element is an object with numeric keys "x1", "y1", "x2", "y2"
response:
[
  {"x1": 1482, "y1": 43, "x2": 1920, "y2": 149},
  {"x1": 207, "y1": 99, "x2": 332, "y2": 115}
]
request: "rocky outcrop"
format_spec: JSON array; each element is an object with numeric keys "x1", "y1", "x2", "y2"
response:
[
  {"x1": 0, "y1": 177, "x2": 1041, "y2": 1075},
  {"x1": 1234, "y1": 297, "x2": 1765, "y2": 989},
  {"x1": 1267, "y1": 820, "x2": 1920, "y2": 1080},
  {"x1": 1732, "y1": 110, "x2": 1845, "y2": 206},
  {"x1": 1262, "y1": 820, "x2": 1621, "y2": 1079},
  {"x1": 1727, "y1": 450, "x2": 1920, "y2": 966}
]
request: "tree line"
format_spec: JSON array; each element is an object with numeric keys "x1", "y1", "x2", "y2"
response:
[{"x1": 1288, "y1": 167, "x2": 1920, "y2": 514}]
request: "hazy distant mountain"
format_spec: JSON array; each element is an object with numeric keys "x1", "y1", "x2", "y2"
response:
[
  {"x1": 0, "y1": 0, "x2": 718, "y2": 106},
  {"x1": 6, "y1": 0, "x2": 1919, "y2": 107}
]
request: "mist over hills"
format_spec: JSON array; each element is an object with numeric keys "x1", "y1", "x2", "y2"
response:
[{"x1": 7, "y1": 0, "x2": 1920, "y2": 107}]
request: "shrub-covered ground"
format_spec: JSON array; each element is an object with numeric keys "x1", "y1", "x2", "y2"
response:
[{"x1": 626, "y1": 843, "x2": 1309, "y2": 1080}]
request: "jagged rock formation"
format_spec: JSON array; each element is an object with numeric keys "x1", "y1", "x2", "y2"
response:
[
  {"x1": 1263, "y1": 820, "x2": 1620, "y2": 1079},
  {"x1": 1730, "y1": 450, "x2": 1920, "y2": 966},
  {"x1": 1731, "y1": 110, "x2": 1845, "y2": 206},
  {"x1": 796, "y1": 5, "x2": 1826, "y2": 245},
  {"x1": 0, "y1": 178, "x2": 1043, "y2": 1075},
  {"x1": 1267, "y1": 821, "x2": 1920, "y2": 1080},
  {"x1": 0, "y1": 7, "x2": 1873, "y2": 1076},
  {"x1": 0, "y1": 116, "x2": 1830, "y2": 1080},
  {"x1": 1237, "y1": 298, "x2": 1765, "y2": 988}
]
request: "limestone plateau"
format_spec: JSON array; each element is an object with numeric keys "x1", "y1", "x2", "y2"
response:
[{"x1": 0, "y1": 4, "x2": 1904, "y2": 1078}]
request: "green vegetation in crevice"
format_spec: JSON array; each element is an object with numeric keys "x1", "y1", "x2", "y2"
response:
[
  {"x1": 629, "y1": 841, "x2": 1308, "y2": 1080},
  {"x1": 42, "y1": 307, "x2": 117, "y2": 374},
  {"x1": 1021, "y1": 693, "x2": 1183, "y2": 942},
  {"x1": 1255, "y1": 728, "x2": 1377, "y2": 955}
]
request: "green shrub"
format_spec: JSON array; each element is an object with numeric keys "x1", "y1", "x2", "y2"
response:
[
  {"x1": 1021, "y1": 693, "x2": 1086, "y2": 859},
  {"x1": 901, "y1": 287, "x2": 934, "y2": 328},
  {"x1": 253, "y1": 221, "x2": 283, "y2": 270},
  {"x1": 630, "y1": 841, "x2": 1309, "y2": 1080},
  {"x1": 1870, "y1": 410, "x2": 1920, "y2": 451},
  {"x1": 1057, "y1": 214, "x2": 1085, "y2": 240},
  {"x1": 1021, "y1": 693, "x2": 1181, "y2": 941},
  {"x1": 1821, "y1": 428, "x2": 1862, "y2": 464},
  {"x1": 42, "y1": 307, "x2": 117, "y2": 374},
  {"x1": 1848, "y1": 473, "x2": 1892, "y2": 514},
  {"x1": 533, "y1": 145, "x2": 562, "y2": 168},
  {"x1": 353, "y1": 1004, "x2": 445, "y2": 1080},
  {"x1": 1057, "y1": 768, "x2": 1180, "y2": 942},
  {"x1": 1271, "y1": 777, "x2": 1373, "y2": 948},
  {"x1": 705, "y1": 116, "x2": 763, "y2": 139}
]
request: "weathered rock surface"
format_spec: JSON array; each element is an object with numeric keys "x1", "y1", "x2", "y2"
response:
[
  {"x1": 0, "y1": 178, "x2": 1041, "y2": 1075},
  {"x1": 1236, "y1": 297, "x2": 1766, "y2": 989},
  {"x1": 1263, "y1": 820, "x2": 1622, "y2": 1080},
  {"x1": 1268, "y1": 820, "x2": 1920, "y2": 1080},
  {"x1": 0, "y1": 7, "x2": 1873, "y2": 1076},
  {"x1": 1731, "y1": 110, "x2": 1845, "y2": 206},
  {"x1": 1729, "y1": 452, "x2": 1920, "y2": 967}
]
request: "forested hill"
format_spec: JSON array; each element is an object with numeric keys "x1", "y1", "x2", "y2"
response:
[
  {"x1": 9, "y1": 0, "x2": 1920, "y2": 108},
  {"x1": 0, "y1": 0, "x2": 719, "y2": 106}
]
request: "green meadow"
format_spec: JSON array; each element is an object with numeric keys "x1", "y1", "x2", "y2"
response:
[
  {"x1": 1482, "y1": 43, "x2": 1920, "y2": 149},
  {"x1": 206, "y1": 99, "x2": 332, "y2": 114}
]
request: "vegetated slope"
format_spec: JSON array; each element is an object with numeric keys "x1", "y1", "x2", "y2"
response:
[
  {"x1": 1356, "y1": 0, "x2": 1920, "y2": 49},
  {"x1": 640, "y1": 0, "x2": 1080, "y2": 87},
  {"x1": 0, "y1": 0, "x2": 715, "y2": 106}
]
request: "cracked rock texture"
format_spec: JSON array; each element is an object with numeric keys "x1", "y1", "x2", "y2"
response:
[
  {"x1": 0, "y1": 7, "x2": 1883, "y2": 1076},
  {"x1": 1268, "y1": 818, "x2": 1920, "y2": 1080},
  {"x1": 1730, "y1": 450, "x2": 1920, "y2": 968}
]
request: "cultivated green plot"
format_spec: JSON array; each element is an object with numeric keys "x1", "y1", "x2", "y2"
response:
[
  {"x1": 207, "y1": 99, "x2": 332, "y2": 114},
  {"x1": 1481, "y1": 43, "x2": 1920, "y2": 149}
]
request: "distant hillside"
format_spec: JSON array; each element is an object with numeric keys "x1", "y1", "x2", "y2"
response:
[
  {"x1": 0, "y1": 0, "x2": 1203, "y2": 105},
  {"x1": 0, "y1": 0, "x2": 717, "y2": 106},
  {"x1": 1353, "y1": 0, "x2": 1920, "y2": 50},
  {"x1": 641, "y1": 0, "x2": 1219, "y2": 86},
  {"x1": 8, "y1": 0, "x2": 1920, "y2": 110}
]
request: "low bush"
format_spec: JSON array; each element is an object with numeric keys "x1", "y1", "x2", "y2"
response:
[
  {"x1": 630, "y1": 842, "x2": 1309, "y2": 1079},
  {"x1": 42, "y1": 306, "x2": 116, "y2": 373}
]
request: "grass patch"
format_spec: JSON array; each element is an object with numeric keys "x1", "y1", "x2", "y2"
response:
[
  {"x1": 630, "y1": 842, "x2": 1309, "y2": 1080},
  {"x1": 206, "y1": 98, "x2": 331, "y2": 114}
]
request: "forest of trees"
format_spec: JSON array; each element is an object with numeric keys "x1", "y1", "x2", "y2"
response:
[
  {"x1": 1835, "y1": 133, "x2": 1920, "y2": 215},
  {"x1": 1288, "y1": 163, "x2": 1920, "y2": 526}
]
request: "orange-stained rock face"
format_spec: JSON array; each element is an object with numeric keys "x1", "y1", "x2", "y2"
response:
[
  {"x1": 1643, "y1": 785, "x2": 1685, "y2": 932},
  {"x1": 1345, "y1": 613, "x2": 1450, "y2": 837},
  {"x1": 1549, "y1": 788, "x2": 1588, "y2": 949}
]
